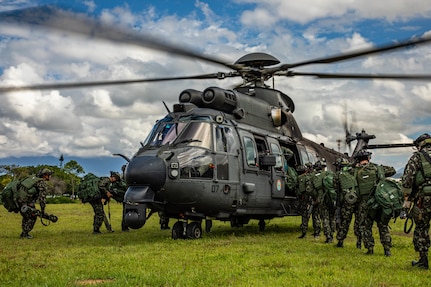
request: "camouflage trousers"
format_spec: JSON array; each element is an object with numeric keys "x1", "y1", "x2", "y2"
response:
[
  {"x1": 20, "y1": 202, "x2": 37, "y2": 234},
  {"x1": 312, "y1": 203, "x2": 322, "y2": 236},
  {"x1": 90, "y1": 201, "x2": 105, "y2": 232},
  {"x1": 298, "y1": 197, "x2": 312, "y2": 234},
  {"x1": 412, "y1": 196, "x2": 431, "y2": 254},
  {"x1": 336, "y1": 199, "x2": 361, "y2": 242},
  {"x1": 362, "y1": 213, "x2": 392, "y2": 251},
  {"x1": 318, "y1": 204, "x2": 336, "y2": 240}
]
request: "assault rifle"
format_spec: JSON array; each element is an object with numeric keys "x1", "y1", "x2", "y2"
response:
[{"x1": 20, "y1": 205, "x2": 58, "y2": 226}]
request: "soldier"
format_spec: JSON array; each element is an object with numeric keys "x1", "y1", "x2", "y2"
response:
[
  {"x1": 312, "y1": 160, "x2": 336, "y2": 243},
  {"x1": 110, "y1": 172, "x2": 129, "y2": 232},
  {"x1": 296, "y1": 164, "x2": 313, "y2": 238},
  {"x1": 402, "y1": 133, "x2": 431, "y2": 269},
  {"x1": 16, "y1": 168, "x2": 52, "y2": 239},
  {"x1": 334, "y1": 158, "x2": 361, "y2": 248},
  {"x1": 91, "y1": 171, "x2": 120, "y2": 234},
  {"x1": 353, "y1": 149, "x2": 396, "y2": 256}
]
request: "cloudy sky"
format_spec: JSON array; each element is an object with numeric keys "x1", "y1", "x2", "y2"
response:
[{"x1": 0, "y1": 0, "x2": 430, "y2": 173}]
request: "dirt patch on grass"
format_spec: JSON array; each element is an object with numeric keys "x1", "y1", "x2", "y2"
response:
[{"x1": 75, "y1": 279, "x2": 115, "y2": 285}]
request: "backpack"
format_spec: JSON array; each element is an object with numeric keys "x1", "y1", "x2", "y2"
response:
[
  {"x1": 367, "y1": 168, "x2": 403, "y2": 224},
  {"x1": 414, "y1": 151, "x2": 431, "y2": 196},
  {"x1": 285, "y1": 166, "x2": 298, "y2": 193},
  {"x1": 356, "y1": 163, "x2": 380, "y2": 196},
  {"x1": 297, "y1": 173, "x2": 311, "y2": 197},
  {"x1": 77, "y1": 173, "x2": 101, "y2": 203},
  {"x1": 323, "y1": 172, "x2": 337, "y2": 210},
  {"x1": 323, "y1": 172, "x2": 337, "y2": 202},
  {"x1": 1, "y1": 180, "x2": 20, "y2": 213},
  {"x1": 337, "y1": 168, "x2": 358, "y2": 204}
]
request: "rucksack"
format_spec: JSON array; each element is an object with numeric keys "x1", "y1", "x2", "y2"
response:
[
  {"x1": 1, "y1": 180, "x2": 20, "y2": 213},
  {"x1": 356, "y1": 163, "x2": 380, "y2": 196},
  {"x1": 285, "y1": 166, "x2": 298, "y2": 193},
  {"x1": 297, "y1": 173, "x2": 311, "y2": 197},
  {"x1": 414, "y1": 151, "x2": 431, "y2": 196},
  {"x1": 77, "y1": 173, "x2": 101, "y2": 203},
  {"x1": 367, "y1": 168, "x2": 403, "y2": 224},
  {"x1": 323, "y1": 172, "x2": 336, "y2": 199}
]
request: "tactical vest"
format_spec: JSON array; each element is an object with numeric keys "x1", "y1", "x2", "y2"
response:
[
  {"x1": 414, "y1": 151, "x2": 431, "y2": 196},
  {"x1": 356, "y1": 163, "x2": 383, "y2": 196}
]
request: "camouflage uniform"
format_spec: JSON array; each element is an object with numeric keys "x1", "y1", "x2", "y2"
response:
[
  {"x1": 335, "y1": 163, "x2": 361, "y2": 248},
  {"x1": 353, "y1": 150, "x2": 395, "y2": 256},
  {"x1": 296, "y1": 165, "x2": 313, "y2": 238},
  {"x1": 90, "y1": 176, "x2": 114, "y2": 234},
  {"x1": 312, "y1": 163, "x2": 336, "y2": 243},
  {"x1": 402, "y1": 134, "x2": 431, "y2": 269},
  {"x1": 16, "y1": 169, "x2": 51, "y2": 239}
]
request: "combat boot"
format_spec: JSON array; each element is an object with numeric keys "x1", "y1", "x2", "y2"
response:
[
  {"x1": 93, "y1": 229, "x2": 102, "y2": 235},
  {"x1": 384, "y1": 248, "x2": 392, "y2": 257},
  {"x1": 20, "y1": 232, "x2": 33, "y2": 239},
  {"x1": 412, "y1": 252, "x2": 429, "y2": 269},
  {"x1": 325, "y1": 237, "x2": 333, "y2": 244},
  {"x1": 366, "y1": 247, "x2": 374, "y2": 255},
  {"x1": 336, "y1": 240, "x2": 344, "y2": 248},
  {"x1": 298, "y1": 232, "x2": 306, "y2": 239},
  {"x1": 356, "y1": 240, "x2": 362, "y2": 249}
]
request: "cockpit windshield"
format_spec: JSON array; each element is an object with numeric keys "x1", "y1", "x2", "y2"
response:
[{"x1": 146, "y1": 116, "x2": 212, "y2": 149}]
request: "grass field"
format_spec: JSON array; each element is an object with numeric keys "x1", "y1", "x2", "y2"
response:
[{"x1": 1, "y1": 202, "x2": 431, "y2": 286}]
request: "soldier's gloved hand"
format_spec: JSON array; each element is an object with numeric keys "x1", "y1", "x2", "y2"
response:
[{"x1": 402, "y1": 200, "x2": 411, "y2": 209}]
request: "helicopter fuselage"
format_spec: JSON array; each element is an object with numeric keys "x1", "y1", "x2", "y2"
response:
[{"x1": 123, "y1": 86, "x2": 344, "y2": 237}]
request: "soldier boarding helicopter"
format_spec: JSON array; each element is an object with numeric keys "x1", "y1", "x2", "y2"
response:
[{"x1": 0, "y1": 7, "x2": 429, "y2": 239}]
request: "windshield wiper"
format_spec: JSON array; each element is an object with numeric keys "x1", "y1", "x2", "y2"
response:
[{"x1": 173, "y1": 139, "x2": 202, "y2": 147}]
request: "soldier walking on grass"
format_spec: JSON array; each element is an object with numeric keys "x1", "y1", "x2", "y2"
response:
[
  {"x1": 402, "y1": 133, "x2": 431, "y2": 269},
  {"x1": 353, "y1": 150, "x2": 395, "y2": 256}
]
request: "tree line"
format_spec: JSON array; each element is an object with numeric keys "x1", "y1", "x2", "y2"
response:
[{"x1": 0, "y1": 160, "x2": 85, "y2": 197}]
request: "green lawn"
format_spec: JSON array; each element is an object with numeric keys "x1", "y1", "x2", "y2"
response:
[{"x1": 0, "y1": 203, "x2": 430, "y2": 286}]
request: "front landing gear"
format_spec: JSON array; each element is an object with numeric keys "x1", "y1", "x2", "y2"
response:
[{"x1": 172, "y1": 221, "x2": 203, "y2": 239}]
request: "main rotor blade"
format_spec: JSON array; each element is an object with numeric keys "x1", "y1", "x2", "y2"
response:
[
  {"x1": 0, "y1": 73, "x2": 239, "y2": 93},
  {"x1": 287, "y1": 72, "x2": 431, "y2": 81},
  {"x1": 366, "y1": 143, "x2": 415, "y2": 149},
  {"x1": 0, "y1": 6, "x2": 237, "y2": 70},
  {"x1": 281, "y1": 35, "x2": 431, "y2": 70}
]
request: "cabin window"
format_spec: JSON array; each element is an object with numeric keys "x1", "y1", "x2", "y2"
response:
[
  {"x1": 299, "y1": 148, "x2": 310, "y2": 165},
  {"x1": 244, "y1": 136, "x2": 257, "y2": 167},
  {"x1": 270, "y1": 143, "x2": 283, "y2": 171}
]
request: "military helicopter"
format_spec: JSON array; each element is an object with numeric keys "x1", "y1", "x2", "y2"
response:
[{"x1": 1, "y1": 7, "x2": 429, "y2": 239}]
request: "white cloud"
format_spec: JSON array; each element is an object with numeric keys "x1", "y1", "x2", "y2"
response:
[{"x1": 0, "y1": 0, "x2": 430, "y2": 171}]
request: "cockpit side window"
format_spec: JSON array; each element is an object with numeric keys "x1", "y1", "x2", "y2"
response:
[{"x1": 215, "y1": 125, "x2": 237, "y2": 154}]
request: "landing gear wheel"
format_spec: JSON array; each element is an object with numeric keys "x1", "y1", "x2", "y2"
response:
[
  {"x1": 172, "y1": 221, "x2": 185, "y2": 240},
  {"x1": 186, "y1": 222, "x2": 202, "y2": 239}
]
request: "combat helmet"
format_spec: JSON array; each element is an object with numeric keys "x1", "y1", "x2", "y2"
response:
[
  {"x1": 37, "y1": 168, "x2": 53, "y2": 178},
  {"x1": 413, "y1": 133, "x2": 431, "y2": 149},
  {"x1": 314, "y1": 159, "x2": 326, "y2": 171},
  {"x1": 110, "y1": 171, "x2": 121, "y2": 180},
  {"x1": 353, "y1": 149, "x2": 372, "y2": 161}
]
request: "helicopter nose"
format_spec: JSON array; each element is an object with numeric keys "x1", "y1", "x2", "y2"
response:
[{"x1": 125, "y1": 155, "x2": 166, "y2": 190}]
